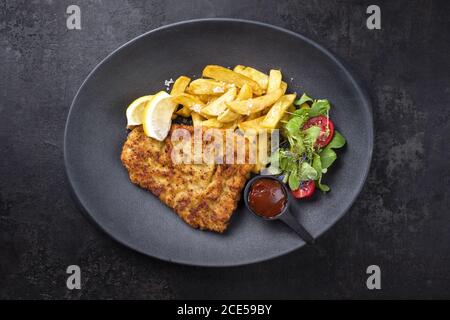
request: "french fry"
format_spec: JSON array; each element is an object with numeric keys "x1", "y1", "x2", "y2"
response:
[
  {"x1": 233, "y1": 65, "x2": 269, "y2": 91},
  {"x1": 241, "y1": 117, "x2": 271, "y2": 173},
  {"x1": 201, "y1": 118, "x2": 223, "y2": 128},
  {"x1": 217, "y1": 109, "x2": 240, "y2": 123},
  {"x1": 208, "y1": 95, "x2": 219, "y2": 104},
  {"x1": 186, "y1": 79, "x2": 232, "y2": 95},
  {"x1": 170, "y1": 76, "x2": 191, "y2": 119},
  {"x1": 217, "y1": 84, "x2": 252, "y2": 123},
  {"x1": 233, "y1": 65, "x2": 245, "y2": 73},
  {"x1": 259, "y1": 80, "x2": 286, "y2": 115},
  {"x1": 172, "y1": 93, "x2": 206, "y2": 114},
  {"x1": 237, "y1": 115, "x2": 267, "y2": 133},
  {"x1": 193, "y1": 94, "x2": 219, "y2": 105},
  {"x1": 258, "y1": 81, "x2": 287, "y2": 115},
  {"x1": 226, "y1": 88, "x2": 284, "y2": 115},
  {"x1": 237, "y1": 83, "x2": 253, "y2": 100},
  {"x1": 255, "y1": 81, "x2": 287, "y2": 118},
  {"x1": 280, "y1": 81, "x2": 287, "y2": 94},
  {"x1": 176, "y1": 106, "x2": 192, "y2": 117},
  {"x1": 201, "y1": 87, "x2": 237, "y2": 117},
  {"x1": 170, "y1": 76, "x2": 191, "y2": 95},
  {"x1": 267, "y1": 69, "x2": 282, "y2": 93},
  {"x1": 261, "y1": 94, "x2": 297, "y2": 129},
  {"x1": 252, "y1": 143, "x2": 271, "y2": 174},
  {"x1": 202, "y1": 65, "x2": 263, "y2": 95},
  {"x1": 252, "y1": 162, "x2": 265, "y2": 174},
  {"x1": 191, "y1": 112, "x2": 205, "y2": 127},
  {"x1": 287, "y1": 104, "x2": 296, "y2": 112},
  {"x1": 239, "y1": 124, "x2": 268, "y2": 174},
  {"x1": 278, "y1": 104, "x2": 295, "y2": 127},
  {"x1": 245, "y1": 111, "x2": 262, "y2": 121},
  {"x1": 222, "y1": 121, "x2": 239, "y2": 130}
]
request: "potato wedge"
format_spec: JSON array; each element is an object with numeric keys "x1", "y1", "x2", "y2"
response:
[
  {"x1": 226, "y1": 88, "x2": 284, "y2": 115},
  {"x1": 267, "y1": 69, "x2": 282, "y2": 93},
  {"x1": 201, "y1": 87, "x2": 237, "y2": 117},
  {"x1": 186, "y1": 79, "x2": 231, "y2": 95},
  {"x1": 202, "y1": 65, "x2": 263, "y2": 95},
  {"x1": 170, "y1": 76, "x2": 191, "y2": 95},
  {"x1": 233, "y1": 65, "x2": 269, "y2": 91},
  {"x1": 261, "y1": 94, "x2": 297, "y2": 129},
  {"x1": 201, "y1": 118, "x2": 223, "y2": 128}
]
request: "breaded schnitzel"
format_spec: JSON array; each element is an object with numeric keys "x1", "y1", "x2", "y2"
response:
[{"x1": 121, "y1": 125, "x2": 253, "y2": 233}]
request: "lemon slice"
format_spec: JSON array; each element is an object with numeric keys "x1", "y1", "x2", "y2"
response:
[
  {"x1": 126, "y1": 95, "x2": 154, "y2": 128},
  {"x1": 142, "y1": 91, "x2": 178, "y2": 141}
]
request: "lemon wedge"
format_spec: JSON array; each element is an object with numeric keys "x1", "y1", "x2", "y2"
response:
[
  {"x1": 126, "y1": 95, "x2": 154, "y2": 128},
  {"x1": 142, "y1": 91, "x2": 178, "y2": 141}
]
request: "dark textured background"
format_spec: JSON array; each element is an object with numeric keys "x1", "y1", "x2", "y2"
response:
[{"x1": 1, "y1": 0, "x2": 449, "y2": 299}]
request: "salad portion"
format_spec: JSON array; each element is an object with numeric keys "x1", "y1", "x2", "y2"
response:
[{"x1": 269, "y1": 94, "x2": 346, "y2": 199}]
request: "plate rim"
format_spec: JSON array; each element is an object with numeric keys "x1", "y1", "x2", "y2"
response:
[{"x1": 64, "y1": 18, "x2": 374, "y2": 267}]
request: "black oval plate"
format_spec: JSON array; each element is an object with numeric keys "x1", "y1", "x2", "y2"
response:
[{"x1": 64, "y1": 19, "x2": 373, "y2": 266}]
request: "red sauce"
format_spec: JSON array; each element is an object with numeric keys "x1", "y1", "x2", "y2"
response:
[{"x1": 248, "y1": 178, "x2": 287, "y2": 218}]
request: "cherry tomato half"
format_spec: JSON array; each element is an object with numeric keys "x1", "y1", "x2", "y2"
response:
[
  {"x1": 292, "y1": 180, "x2": 316, "y2": 199},
  {"x1": 303, "y1": 115, "x2": 334, "y2": 148}
]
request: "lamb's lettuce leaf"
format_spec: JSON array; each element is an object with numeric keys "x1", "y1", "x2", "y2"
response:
[
  {"x1": 294, "y1": 93, "x2": 313, "y2": 106},
  {"x1": 327, "y1": 130, "x2": 346, "y2": 149},
  {"x1": 309, "y1": 99, "x2": 330, "y2": 117},
  {"x1": 319, "y1": 148, "x2": 337, "y2": 169}
]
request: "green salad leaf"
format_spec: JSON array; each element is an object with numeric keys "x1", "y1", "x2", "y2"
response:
[
  {"x1": 268, "y1": 93, "x2": 345, "y2": 194},
  {"x1": 312, "y1": 154, "x2": 330, "y2": 192},
  {"x1": 294, "y1": 93, "x2": 313, "y2": 106},
  {"x1": 302, "y1": 125, "x2": 321, "y2": 160},
  {"x1": 319, "y1": 130, "x2": 346, "y2": 169},
  {"x1": 291, "y1": 99, "x2": 330, "y2": 120},
  {"x1": 327, "y1": 130, "x2": 346, "y2": 149},
  {"x1": 285, "y1": 116, "x2": 303, "y2": 139},
  {"x1": 288, "y1": 167, "x2": 300, "y2": 190},
  {"x1": 309, "y1": 99, "x2": 331, "y2": 117},
  {"x1": 298, "y1": 162, "x2": 318, "y2": 181},
  {"x1": 319, "y1": 148, "x2": 337, "y2": 169},
  {"x1": 291, "y1": 107, "x2": 309, "y2": 119},
  {"x1": 303, "y1": 126, "x2": 321, "y2": 146}
]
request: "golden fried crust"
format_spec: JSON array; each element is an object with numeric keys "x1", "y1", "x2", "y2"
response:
[{"x1": 120, "y1": 125, "x2": 253, "y2": 233}]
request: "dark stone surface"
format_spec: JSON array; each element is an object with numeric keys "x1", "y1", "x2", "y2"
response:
[{"x1": 0, "y1": 0, "x2": 449, "y2": 299}]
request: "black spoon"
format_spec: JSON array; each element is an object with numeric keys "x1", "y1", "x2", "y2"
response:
[{"x1": 243, "y1": 175, "x2": 315, "y2": 244}]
